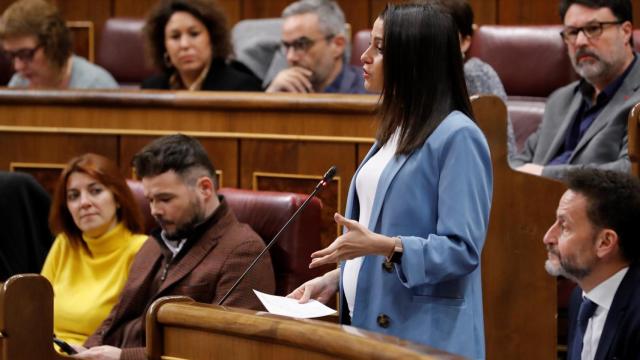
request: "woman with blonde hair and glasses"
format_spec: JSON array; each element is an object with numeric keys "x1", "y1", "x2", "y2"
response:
[{"x1": 0, "y1": 0, "x2": 117, "y2": 89}]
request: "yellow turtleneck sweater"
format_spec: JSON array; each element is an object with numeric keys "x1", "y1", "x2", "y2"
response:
[{"x1": 41, "y1": 222, "x2": 147, "y2": 345}]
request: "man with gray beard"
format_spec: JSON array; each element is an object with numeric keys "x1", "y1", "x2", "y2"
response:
[
  {"x1": 543, "y1": 169, "x2": 640, "y2": 360},
  {"x1": 511, "y1": 0, "x2": 639, "y2": 180}
]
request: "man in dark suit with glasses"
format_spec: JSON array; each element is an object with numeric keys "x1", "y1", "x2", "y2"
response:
[{"x1": 512, "y1": 0, "x2": 639, "y2": 180}]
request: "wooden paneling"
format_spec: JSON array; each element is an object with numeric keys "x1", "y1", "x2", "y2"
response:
[
  {"x1": 113, "y1": 0, "x2": 241, "y2": 27},
  {"x1": 370, "y1": 0, "x2": 389, "y2": 23},
  {"x1": 241, "y1": 140, "x2": 356, "y2": 248},
  {"x1": 0, "y1": 132, "x2": 118, "y2": 195},
  {"x1": 241, "y1": 0, "x2": 291, "y2": 20},
  {"x1": 219, "y1": 0, "x2": 242, "y2": 27},
  {"x1": 499, "y1": 0, "x2": 561, "y2": 25},
  {"x1": 67, "y1": 21, "x2": 94, "y2": 61},
  {"x1": 113, "y1": 0, "x2": 156, "y2": 18},
  {"x1": 119, "y1": 136, "x2": 239, "y2": 188},
  {"x1": 10, "y1": 163, "x2": 65, "y2": 194},
  {"x1": 357, "y1": 143, "x2": 371, "y2": 164},
  {"x1": 0, "y1": 133, "x2": 118, "y2": 170},
  {"x1": 51, "y1": 0, "x2": 112, "y2": 53},
  {"x1": 339, "y1": 0, "x2": 373, "y2": 34},
  {"x1": 469, "y1": 0, "x2": 498, "y2": 25}
]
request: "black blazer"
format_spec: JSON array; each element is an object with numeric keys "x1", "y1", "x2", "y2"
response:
[
  {"x1": 567, "y1": 262, "x2": 640, "y2": 360},
  {"x1": 0, "y1": 172, "x2": 53, "y2": 281},
  {"x1": 141, "y1": 58, "x2": 262, "y2": 91}
]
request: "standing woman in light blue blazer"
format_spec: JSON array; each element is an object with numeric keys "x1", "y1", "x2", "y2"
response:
[{"x1": 287, "y1": 3, "x2": 492, "y2": 359}]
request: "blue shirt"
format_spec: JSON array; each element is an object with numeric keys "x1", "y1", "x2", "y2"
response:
[
  {"x1": 323, "y1": 63, "x2": 368, "y2": 94},
  {"x1": 549, "y1": 55, "x2": 637, "y2": 165}
]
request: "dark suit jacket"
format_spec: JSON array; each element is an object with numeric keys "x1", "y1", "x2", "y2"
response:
[
  {"x1": 511, "y1": 55, "x2": 640, "y2": 179},
  {"x1": 0, "y1": 171, "x2": 53, "y2": 280},
  {"x1": 141, "y1": 58, "x2": 262, "y2": 91},
  {"x1": 84, "y1": 200, "x2": 275, "y2": 360},
  {"x1": 567, "y1": 262, "x2": 640, "y2": 360}
]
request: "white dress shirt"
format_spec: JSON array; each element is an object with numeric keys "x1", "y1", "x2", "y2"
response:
[
  {"x1": 160, "y1": 231, "x2": 187, "y2": 257},
  {"x1": 581, "y1": 266, "x2": 629, "y2": 360}
]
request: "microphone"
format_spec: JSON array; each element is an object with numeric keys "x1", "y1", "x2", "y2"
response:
[{"x1": 218, "y1": 165, "x2": 337, "y2": 305}]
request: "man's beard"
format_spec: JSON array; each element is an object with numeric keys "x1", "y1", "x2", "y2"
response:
[
  {"x1": 158, "y1": 199, "x2": 206, "y2": 240},
  {"x1": 572, "y1": 48, "x2": 616, "y2": 84},
  {"x1": 544, "y1": 246, "x2": 595, "y2": 281}
]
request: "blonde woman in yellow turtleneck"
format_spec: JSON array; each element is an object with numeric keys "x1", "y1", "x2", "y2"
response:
[{"x1": 42, "y1": 153, "x2": 147, "y2": 346}]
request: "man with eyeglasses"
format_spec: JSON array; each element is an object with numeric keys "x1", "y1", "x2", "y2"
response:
[
  {"x1": 512, "y1": 0, "x2": 639, "y2": 180},
  {"x1": 265, "y1": 0, "x2": 367, "y2": 94},
  {"x1": 0, "y1": 0, "x2": 117, "y2": 89}
]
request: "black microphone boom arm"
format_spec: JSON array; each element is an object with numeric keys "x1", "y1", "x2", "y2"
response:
[{"x1": 217, "y1": 165, "x2": 337, "y2": 305}]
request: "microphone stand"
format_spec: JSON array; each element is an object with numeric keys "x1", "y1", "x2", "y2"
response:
[{"x1": 218, "y1": 166, "x2": 337, "y2": 306}]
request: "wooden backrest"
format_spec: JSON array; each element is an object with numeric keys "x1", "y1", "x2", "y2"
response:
[
  {"x1": 145, "y1": 296, "x2": 462, "y2": 360},
  {"x1": 507, "y1": 99, "x2": 546, "y2": 153},
  {"x1": 96, "y1": 18, "x2": 157, "y2": 86},
  {"x1": 0, "y1": 274, "x2": 69, "y2": 360},
  {"x1": 471, "y1": 95, "x2": 565, "y2": 359},
  {"x1": 627, "y1": 102, "x2": 640, "y2": 177}
]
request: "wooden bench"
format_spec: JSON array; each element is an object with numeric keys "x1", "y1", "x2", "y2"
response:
[
  {"x1": 145, "y1": 296, "x2": 462, "y2": 360},
  {"x1": 0, "y1": 274, "x2": 69, "y2": 360},
  {"x1": 627, "y1": 102, "x2": 640, "y2": 177},
  {"x1": 472, "y1": 95, "x2": 565, "y2": 359}
]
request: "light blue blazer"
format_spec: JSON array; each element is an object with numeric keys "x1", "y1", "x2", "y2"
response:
[{"x1": 339, "y1": 111, "x2": 493, "y2": 360}]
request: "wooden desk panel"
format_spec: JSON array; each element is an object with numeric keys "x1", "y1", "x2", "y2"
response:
[
  {"x1": 241, "y1": 139, "x2": 355, "y2": 248},
  {"x1": 0, "y1": 90, "x2": 376, "y2": 254},
  {"x1": 147, "y1": 297, "x2": 461, "y2": 360},
  {"x1": 472, "y1": 95, "x2": 562, "y2": 359},
  {"x1": 0, "y1": 133, "x2": 118, "y2": 191}
]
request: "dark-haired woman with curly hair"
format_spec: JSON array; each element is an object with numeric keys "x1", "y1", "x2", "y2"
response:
[{"x1": 142, "y1": 0, "x2": 261, "y2": 91}]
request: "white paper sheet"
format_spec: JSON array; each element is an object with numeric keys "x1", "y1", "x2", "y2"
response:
[{"x1": 253, "y1": 290, "x2": 337, "y2": 318}]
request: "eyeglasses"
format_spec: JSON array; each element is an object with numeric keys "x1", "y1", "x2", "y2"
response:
[
  {"x1": 281, "y1": 34, "x2": 334, "y2": 54},
  {"x1": 560, "y1": 21, "x2": 623, "y2": 44},
  {"x1": 2, "y1": 44, "x2": 42, "y2": 63}
]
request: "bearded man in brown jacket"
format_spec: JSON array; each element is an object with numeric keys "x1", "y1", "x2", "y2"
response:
[{"x1": 74, "y1": 134, "x2": 275, "y2": 360}]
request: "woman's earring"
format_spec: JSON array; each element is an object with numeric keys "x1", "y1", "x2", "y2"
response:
[{"x1": 163, "y1": 52, "x2": 173, "y2": 68}]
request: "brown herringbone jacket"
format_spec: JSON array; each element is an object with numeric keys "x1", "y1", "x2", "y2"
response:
[{"x1": 84, "y1": 200, "x2": 275, "y2": 360}]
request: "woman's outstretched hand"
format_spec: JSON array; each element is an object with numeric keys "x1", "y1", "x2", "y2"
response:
[{"x1": 309, "y1": 213, "x2": 395, "y2": 268}]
